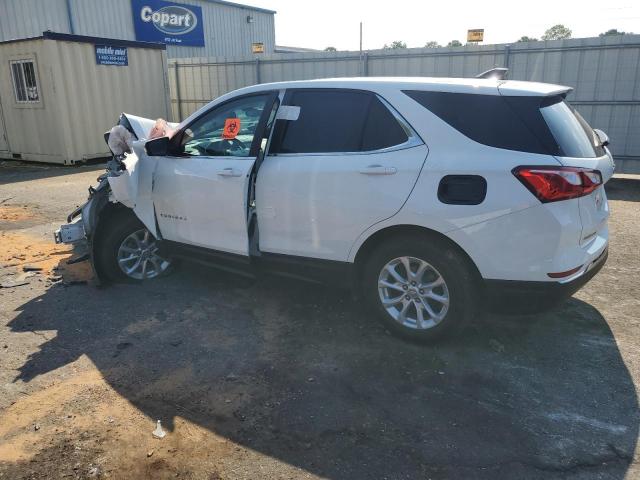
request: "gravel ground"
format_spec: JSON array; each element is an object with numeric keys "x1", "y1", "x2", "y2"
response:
[{"x1": 0, "y1": 161, "x2": 639, "y2": 480}]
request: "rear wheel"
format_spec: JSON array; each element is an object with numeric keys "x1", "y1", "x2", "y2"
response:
[
  {"x1": 362, "y1": 235, "x2": 476, "y2": 342},
  {"x1": 95, "y1": 211, "x2": 171, "y2": 282}
]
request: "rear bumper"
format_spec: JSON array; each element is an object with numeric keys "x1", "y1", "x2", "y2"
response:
[{"x1": 484, "y1": 247, "x2": 608, "y2": 313}]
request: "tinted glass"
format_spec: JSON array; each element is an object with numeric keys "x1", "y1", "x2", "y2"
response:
[
  {"x1": 362, "y1": 97, "x2": 408, "y2": 150},
  {"x1": 271, "y1": 90, "x2": 407, "y2": 154},
  {"x1": 180, "y1": 94, "x2": 269, "y2": 157},
  {"x1": 540, "y1": 98, "x2": 605, "y2": 158},
  {"x1": 404, "y1": 90, "x2": 555, "y2": 155}
]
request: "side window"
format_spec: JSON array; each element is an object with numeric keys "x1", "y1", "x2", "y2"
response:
[
  {"x1": 361, "y1": 96, "x2": 409, "y2": 151},
  {"x1": 270, "y1": 90, "x2": 408, "y2": 154},
  {"x1": 179, "y1": 94, "x2": 270, "y2": 157},
  {"x1": 404, "y1": 90, "x2": 556, "y2": 155},
  {"x1": 10, "y1": 60, "x2": 40, "y2": 103}
]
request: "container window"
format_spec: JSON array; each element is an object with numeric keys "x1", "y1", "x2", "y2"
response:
[{"x1": 10, "y1": 60, "x2": 40, "y2": 103}]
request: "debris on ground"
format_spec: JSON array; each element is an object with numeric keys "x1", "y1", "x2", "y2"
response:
[
  {"x1": 0, "y1": 279, "x2": 29, "y2": 288},
  {"x1": 152, "y1": 420, "x2": 166, "y2": 439},
  {"x1": 22, "y1": 265, "x2": 43, "y2": 272}
]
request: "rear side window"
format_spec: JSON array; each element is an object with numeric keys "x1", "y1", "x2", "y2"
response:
[
  {"x1": 540, "y1": 97, "x2": 605, "y2": 158},
  {"x1": 270, "y1": 90, "x2": 408, "y2": 154},
  {"x1": 404, "y1": 90, "x2": 554, "y2": 155},
  {"x1": 404, "y1": 90, "x2": 605, "y2": 158}
]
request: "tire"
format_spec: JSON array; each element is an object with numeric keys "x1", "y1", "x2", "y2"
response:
[
  {"x1": 361, "y1": 235, "x2": 477, "y2": 342},
  {"x1": 94, "y1": 210, "x2": 172, "y2": 283}
]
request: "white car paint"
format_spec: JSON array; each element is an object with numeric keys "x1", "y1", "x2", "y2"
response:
[{"x1": 107, "y1": 77, "x2": 611, "y2": 285}]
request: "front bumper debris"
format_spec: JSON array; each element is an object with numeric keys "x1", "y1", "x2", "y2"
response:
[{"x1": 54, "y1": 220, "x2": 85, "y2": 244}]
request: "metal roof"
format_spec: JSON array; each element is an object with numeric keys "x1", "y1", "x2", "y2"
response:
[
  {"x1": 198, "y1": 0, "x2": 276, "y2": 14},
  {"x1": 0, "y1": 31, "x2": 166, "y2": 49}
]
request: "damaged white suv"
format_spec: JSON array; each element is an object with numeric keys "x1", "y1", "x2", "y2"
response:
[{"x1": 56, "y1": 75, "x2": 614, "y2": 341}]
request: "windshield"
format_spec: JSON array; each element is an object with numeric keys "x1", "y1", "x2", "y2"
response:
[{"x1": 540, "y1": 98, "x2": 605, "y2": 158}]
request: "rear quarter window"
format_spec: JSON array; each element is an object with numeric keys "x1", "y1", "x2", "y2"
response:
[
  {"x1": 404, "y1": 90, "x2": 605, "y2": 159},
  {"x1": 403, "y1": 90, "x2": 555, "y2": 155}
]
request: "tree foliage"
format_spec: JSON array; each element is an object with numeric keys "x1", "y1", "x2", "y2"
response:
[
  {"x1": 447, "y1": 40, "x2": 462, "y2": 47},
  {"x1": 424, "y1": 41, "x2": 440, "y2": 48},
  {"x1": 542, "y1": 24, "x2": 572, "y2": 41},
  {"x1": 383, "y1": 40, "x2": 408, "y2": 49},
  {"x1": 517, "y1": 36, "x2": 538, "y2": 42},
  {"x1": 324, "y1": 46, "x2": 337, "y2": 52}
]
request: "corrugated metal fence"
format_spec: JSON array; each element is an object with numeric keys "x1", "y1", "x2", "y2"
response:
[{"x1": 169, "y1": 35, "x2": 640, "y2": 173}]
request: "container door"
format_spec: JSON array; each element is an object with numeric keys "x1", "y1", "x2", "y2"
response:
[{"x1": 0, "y1": 98, "x2": 9, "y2": 151}]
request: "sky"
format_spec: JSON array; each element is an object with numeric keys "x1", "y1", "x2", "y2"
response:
[{"x1": 245, "y1": 0, "x2": 640, "y2": 50}]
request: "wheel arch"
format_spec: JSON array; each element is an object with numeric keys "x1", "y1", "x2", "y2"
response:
[{"x1": 352, "y1": 224, "x2": 483, "y2": 288}]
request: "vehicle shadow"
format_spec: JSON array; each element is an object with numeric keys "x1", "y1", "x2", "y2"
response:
[
  {"x1": 0, "y1": 159, "x2": 106, "y2": 186},
  {"x1": 6, "y1": 264, "x2": 639, "y2": 479},
  {"x1": 606, "y1": 177, "x2": 640, "y2": 202}
]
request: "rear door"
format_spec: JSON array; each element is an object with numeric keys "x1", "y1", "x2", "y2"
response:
[
  {"x1": 539, "y1": 97, "x2": 615, "y2": 244},
  {"x1": 256, "y1": 88, "x2": 428, "y2": 261}
]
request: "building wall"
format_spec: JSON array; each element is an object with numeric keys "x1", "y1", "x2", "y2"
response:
[
  {"x1": 0, "y1": 0, "x2": 275, "y2": 58},
  {"x1": 0, "y1": 37, "x2": 170, "y2": 164},
  {"x1": 168, "y1": 35, "x2": 640, "y2": 173}
]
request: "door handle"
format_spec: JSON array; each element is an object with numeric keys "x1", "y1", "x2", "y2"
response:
[
  {"x1": 217, "y1": 168, "x2": 242, "y2": 177},
  {"x1": 358, "y1": 164, "x2": 397, "y2": 175}
]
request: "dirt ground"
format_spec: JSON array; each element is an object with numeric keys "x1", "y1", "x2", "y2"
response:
[{"x1": 0, "y1": 160, "x2": 639, "y2": 480}]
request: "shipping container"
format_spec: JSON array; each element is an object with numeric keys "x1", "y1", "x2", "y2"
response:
[{"x1": 0, "y1": 32, "x2": 170, "y2": 164}]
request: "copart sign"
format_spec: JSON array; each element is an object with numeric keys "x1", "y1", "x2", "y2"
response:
[{"x1": 131, "y1": 0, "x2": 204, "y2": 46}]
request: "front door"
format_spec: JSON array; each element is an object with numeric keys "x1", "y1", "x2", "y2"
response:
[
  {"x1": 256, "y1": 88, "x2": 428, "y2": 261},
  {"x1": 153, "y1": 92, "x2": 277, "y2": 255}
]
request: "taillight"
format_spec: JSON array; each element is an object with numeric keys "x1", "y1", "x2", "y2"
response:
[{"x1": 512, "y1": 166, "x2": 602, "y2": 203}]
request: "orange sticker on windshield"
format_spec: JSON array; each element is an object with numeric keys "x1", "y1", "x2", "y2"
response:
[{"x1": 222, "y1": 118, "x2": 241, "y2": 139}]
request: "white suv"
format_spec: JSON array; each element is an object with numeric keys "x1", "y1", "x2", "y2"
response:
[{"x1": 56, "y1": 76, "x2": 614, "y2": 341}]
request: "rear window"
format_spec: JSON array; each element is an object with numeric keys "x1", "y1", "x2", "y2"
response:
[
  {"x1": 403, "y1": 91, "x2": 605, "y2": 158},
  {"x1": 540, "y1": 97, "x2": 605, "y2": 158},
  {"x1": 271, "y1": 90, "x2": 408, "y2": 154}
]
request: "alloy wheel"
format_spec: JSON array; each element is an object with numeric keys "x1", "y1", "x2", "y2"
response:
[
  {"x1": 377, "y1": 256, "x2": 450, "y2": 330},
  {"x1": 116, "y1": 228, "x2": 171, "y2": 280}
]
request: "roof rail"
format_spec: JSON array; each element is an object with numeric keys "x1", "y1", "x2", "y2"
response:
[{"x1": 476, "y1": 67, "x2": 509, "y2": 80}]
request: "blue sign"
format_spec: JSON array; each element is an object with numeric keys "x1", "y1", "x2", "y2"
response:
[
  {"x1": 95, "y1": 45, "x2": 128, "y2": 66},
  {"x1": 131, "y1": 0, "x2": 205, "y2": 47}
]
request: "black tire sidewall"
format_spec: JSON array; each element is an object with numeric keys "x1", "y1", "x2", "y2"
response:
[
  {"x1": 94, "y1": 211, "x2": 146, "y2": 283},
  {"x1": 362, "y1": 235, "x2": 475, "y2": 342}
]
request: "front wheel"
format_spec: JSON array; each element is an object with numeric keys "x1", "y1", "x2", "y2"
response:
[
  {"x1": 362, "y1": 235, "x2": 477, "y2": 342},
  {"x1": 95, "y1": 211, "x2": 172, "y2": 282}
]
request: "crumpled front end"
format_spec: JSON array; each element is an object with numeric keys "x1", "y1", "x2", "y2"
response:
[
  {"x1": 54, "y1": 174, "x2": 113, "y2": 244},
  {"x1": 53, "y1": 112, "x2": 158, "y2": 247}
]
